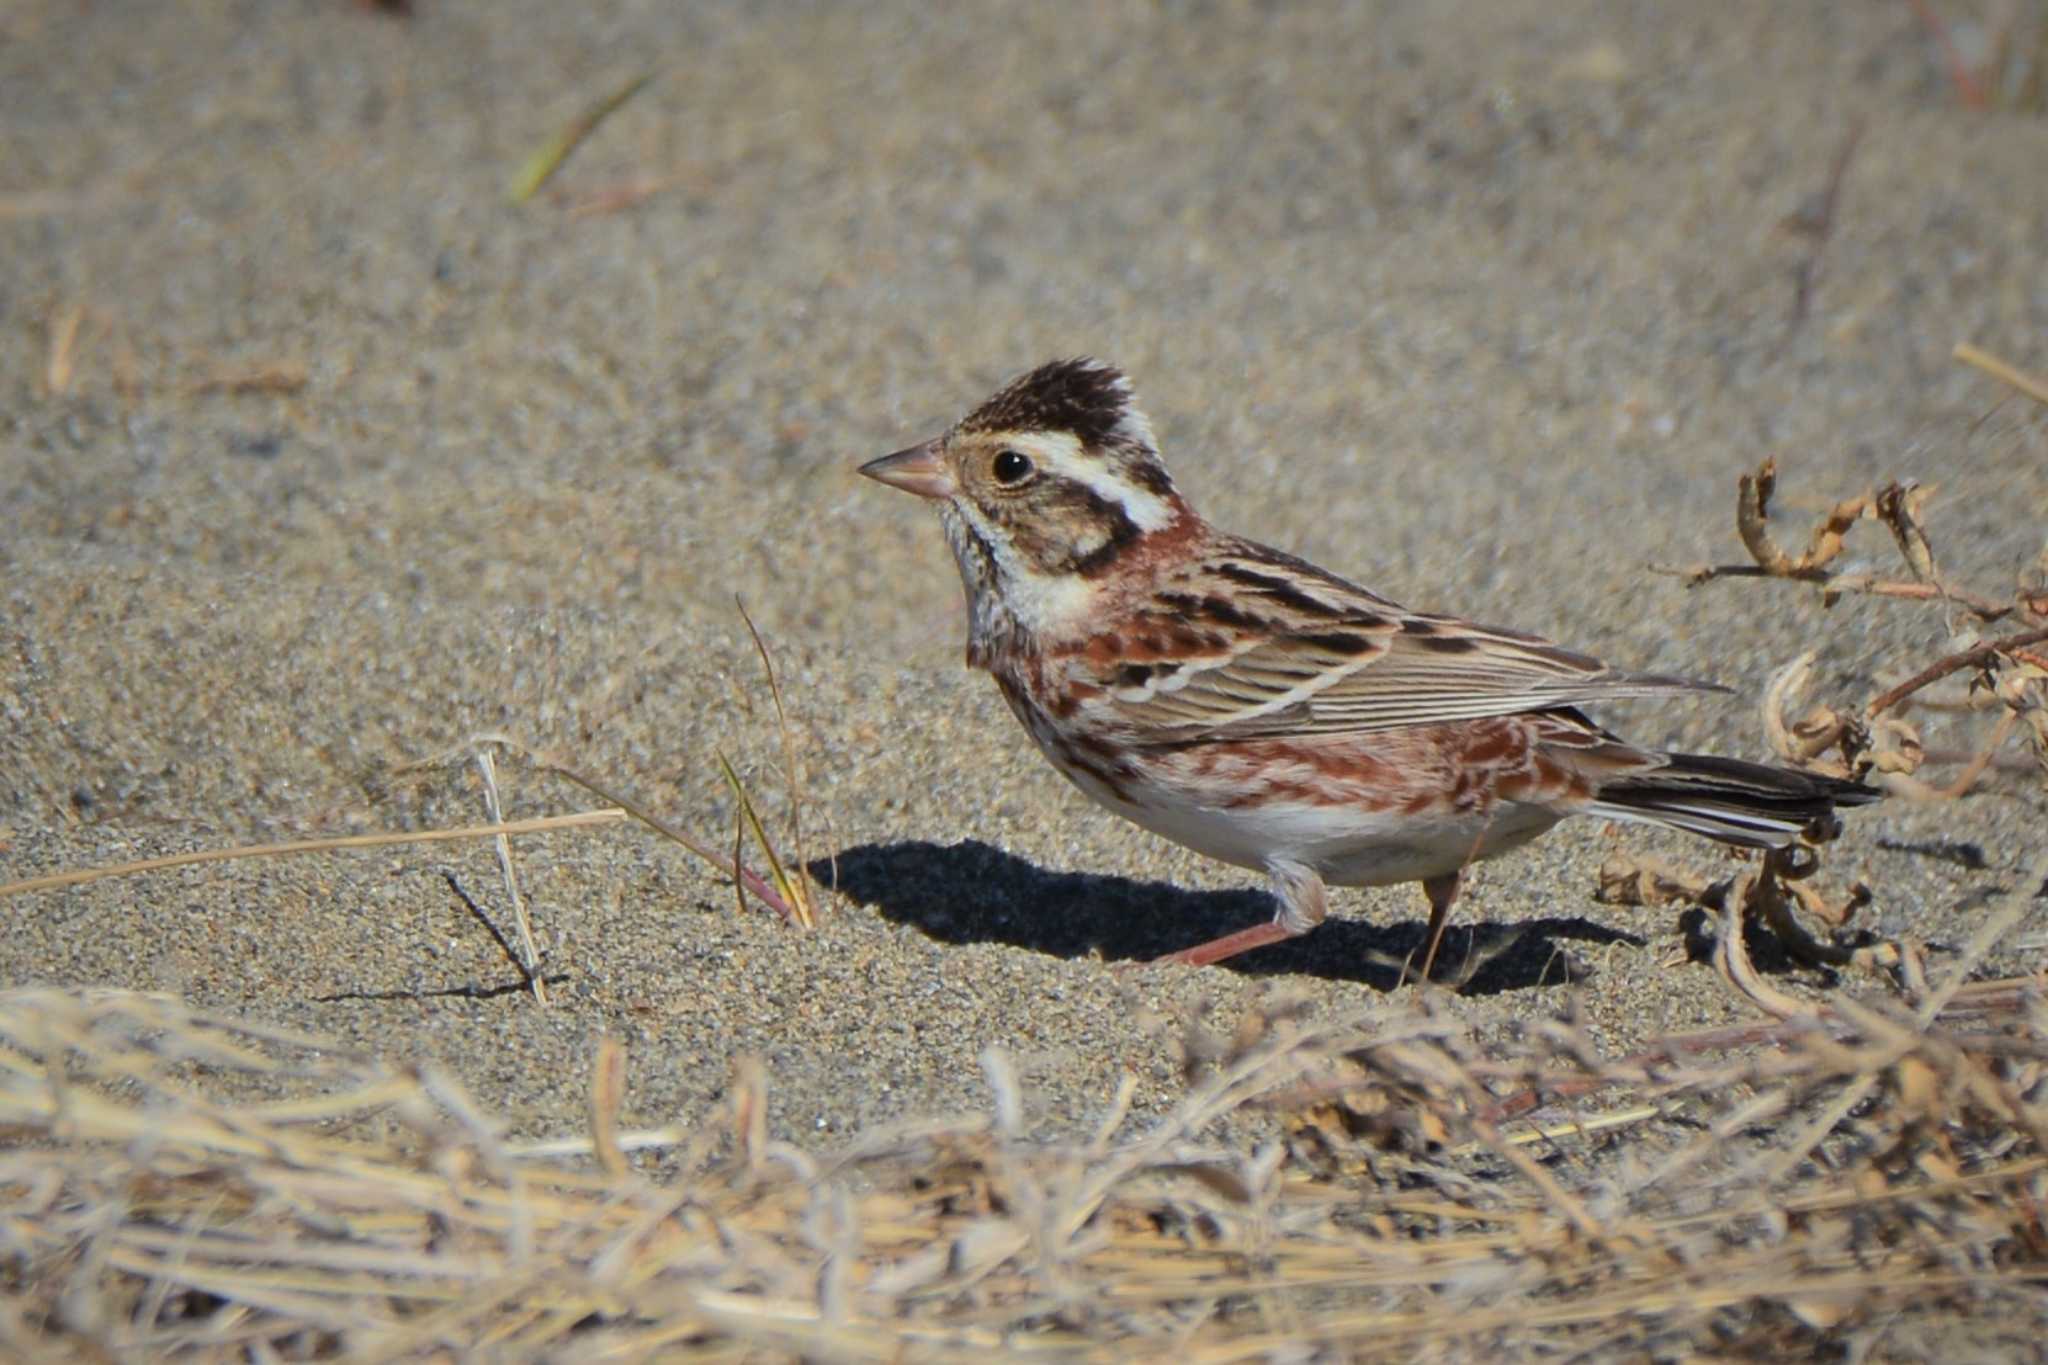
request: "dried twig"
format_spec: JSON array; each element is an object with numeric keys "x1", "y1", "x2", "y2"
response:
[
  {"x1": 508, "y1": 72, "x2": 655, "y2": 204},
  {"x1": 562, "y1": 175, "x2": 673, "y2": 218},
  {"x1": 398, "y1": 734, "x2": 800, "y2": 924},
  {"x1": 1908, "y1": 0, "x2": 1993, "y2": 108},
  {"x1": 1599, "y1": 845, "x2": 1883, "y2": 991},
  {"x1": 735, "y1": 596, "x2": 817, "y2": 928},
  {"x1": 716, "y1": 752, "x2": 809, "y2": 929},
  {"x1": 0, "y1": 810, "x2": 625, "y2": 900},
  {"x1": 588, "y1": 1035, "x2": 629, "y2": 1180},
  {"x1": 1954, "y1": 341, "x2": 2048, "y2": 407},
  {"x1": 1655, "y1": 434, "x2": 2045, "y2": 814},
  {"x1": 475, "y1": 747, "x2": 548, "y2": 1004},
  {"x1": 1655, "y1": 456, "x2": 2037, "y2": 626},
  {"x1": 1713, "y1": 866, "x2": 1817, "y2": 1018},
  {"x1": 44, "y1": 302, "x2": 87, "y2": 396},
  {"x1": 1866, "y1": 626, "x2": 2048, "y2": 718}
]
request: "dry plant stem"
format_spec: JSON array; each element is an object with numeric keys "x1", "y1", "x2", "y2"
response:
[
  {"x1": 401, "y1": 734, "x2": 797, "y2": 923},
  {"x1": 589, "y1": 1037, "x2": 629, "y2": 1180},
  {"x1": 1763, "y1": 651, "x2": 1831, "y2": 767},
  {"x1": 1834, "y1": 575, "x2": 2024, "y2": 620},
  {"x1": 737, "y1": 593, "x2": 802, "y2": 845},
  {"x1": 1912, "y1": 856, "x2": 2043, "y2": 1026},
  {"x1": 1745, "y1": 866, "x2": 2043, "y2": 1198},
  {"x1": 1766, "y1": 639, "x2": 2019, "y2": 801},
  {"x1": 45, "y1": 303, "x2": 85, "y2": 395},
  {"x1": 1756, "y1": 892, "x2": 1884, "y2": 976},
  {"x1": 1875, "y1": 479, "x2": 1938, "y2": 581},
  {"x1": 1749, "y1": 1067, "x2": 1882, "y2": 1192},
  {"x1": 1922, "y1": 707, "x2": 2021, "y2": 798},
  {"x1": 0, "y1": 810, "x2": 626, "y2": 900},
  {"x1": 562, "y1": 175, "x2": 673, "y2": 217},
  {"x1": 1598, "y1": 847, "x2": 1880, "y2": 975},
  {"x1": 1955, "y1": 341, "x2": 2048, "y2": 406},
  {"x1": 1468, "y1": 1116, "x2": 1602, "y2": 1236},
  {"x1": 551, "y1": 755, "x2": 797, "y2": 921},
  {"x1": 1714, "y1": 876, "x2": 1816, "y2": 1020},
  {"x1": 1657, "y1": 453, "x2": 2039, "y2": 626},
  {"x1": 507, "y1": 71, "x2": 655, "y2": 203},
  {"x1": 1908, "y1": 0, "x2": 1992, "y2": 107},
  {"x1": 1734, "y1": 459, "x2": 1856, "y2": 577},
  {"x1": 1477, "y1": 969, "x2": 2048, "y2": 1126},
  {"x1": 476, "y1": 749, "x2": 548, "y2": 1005},
  {"x1": 1473, "y1": 1018, "x2": 1831, "y2": 1124},
  {"x1": 716, "y1": 753, "x2": 809, "y2": 928},
  {"x1": 1658, "y1": 564, "x2": 2023, "y2": 622},
  {"x1": 1482, "y1": 1104, "x2": 1662, "y2": 1150},
  {"x1": 735, "y1": 596, "x2": 817, "y2": 927},
  {"x1": 1866, "y1": 625, "x2": 2048, "y2": 718},
  {"x1": 728, "y1": 794, "x2": 748, "y2": 923}
]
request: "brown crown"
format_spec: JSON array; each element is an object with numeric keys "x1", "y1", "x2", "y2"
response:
[{"x1": 958, "y1": 358, "x2": 1145, "y2": 450}]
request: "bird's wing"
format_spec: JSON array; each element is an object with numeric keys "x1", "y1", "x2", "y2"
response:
[{"x1": 1071, "y1": 544, "x2": 1723, "y2": 743}]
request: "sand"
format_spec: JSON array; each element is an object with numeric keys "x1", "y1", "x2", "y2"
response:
[{"x1": 4, "y1": 0, "x2": 2045, "y2": 1160}]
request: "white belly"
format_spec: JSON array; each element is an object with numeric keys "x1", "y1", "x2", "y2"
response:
[{"x1": 1061, "y1": 760, "x2": 1561, "y2": 887}]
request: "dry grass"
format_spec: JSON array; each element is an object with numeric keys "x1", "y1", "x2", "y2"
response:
[
  {"x1": 1909, "y1": 0, "x2": 2048, "y2": 111},
  {"x1": 5, "y1": 866, "x2": 2045, "y2": 1362},
  {"x1": 507, "y1": 71, "x2": 655, "y2": 204},
  {"x1": 5, "y1": 349, "x2": 2042, "y2": 1356}
]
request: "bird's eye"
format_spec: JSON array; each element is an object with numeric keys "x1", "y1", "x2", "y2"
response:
[{"x1": 991, "y1": 449, "x2": 1034, "y2": 485}]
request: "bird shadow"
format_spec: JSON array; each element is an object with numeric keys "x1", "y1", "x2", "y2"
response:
[{"x1": 812, "y1": 839, "x2": 1643, "y2": 995}]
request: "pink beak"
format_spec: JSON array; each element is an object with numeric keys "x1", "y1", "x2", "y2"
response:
[{"x1": 859, "y1": 439, "x2": 956, "y2": 501}]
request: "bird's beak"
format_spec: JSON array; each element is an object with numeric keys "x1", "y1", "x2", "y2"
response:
[{"x1": 859, "y1": 439, "x2": 955, "y2": 501}]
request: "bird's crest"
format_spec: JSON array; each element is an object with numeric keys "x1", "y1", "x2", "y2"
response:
[{"x1": 959, "y1": 358, "x2": 1156, "y2": 453}]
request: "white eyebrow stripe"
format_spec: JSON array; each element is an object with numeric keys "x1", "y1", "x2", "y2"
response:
[
  {"x1": 1112, "y1": 404, "x2": 1157, "y2": 452},
  {"x1": 1007, "y1": 430, "x2": 1179, "y2": 533}
]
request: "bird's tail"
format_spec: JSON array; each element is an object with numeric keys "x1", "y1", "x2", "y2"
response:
[{"x1": 1588, "y1": 752, "x2": 1879, "y2": 850}]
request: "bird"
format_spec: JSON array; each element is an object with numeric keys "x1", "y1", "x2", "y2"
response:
[{"x1": 858, "y1": 358, "x2": 1877, "y2": 980}]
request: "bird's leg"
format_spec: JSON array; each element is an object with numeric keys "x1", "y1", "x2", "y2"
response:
[
  {"x1": 1410, "y1": 787, "x2": 1500, "y2": 984},
  {"x1": 1416, "y1": 870, "x2": 1464, "y2": 981},
  {"x1": 1145, "y1": 859, "x2": 1327, "y2": 968}
]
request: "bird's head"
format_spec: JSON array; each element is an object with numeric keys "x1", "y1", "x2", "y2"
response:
[{"x1": 860, "y1": 359, "x2": 1192, "y2": 608}]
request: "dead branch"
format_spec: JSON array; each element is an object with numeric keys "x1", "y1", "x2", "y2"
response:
[
  {"x1": 1598, "y1": 842, "x2": 1881, "y2": 978},
  {"x1": 1656, "y1": 456, "x2": 2042, "y2": 628},
  {"x1": 1867, "y1": 626, "x2": 2048, "y2": 718}
]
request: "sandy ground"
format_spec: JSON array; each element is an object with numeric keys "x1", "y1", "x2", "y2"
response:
[{"x1": 3, "y1": 0, "x2": 2045, "y2": 1152}]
